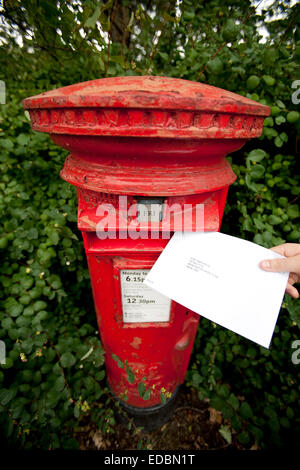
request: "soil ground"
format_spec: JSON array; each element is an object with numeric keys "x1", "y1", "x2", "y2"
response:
[{"x1": 75, "y1": 386, "x2": 249, "y2": 451}]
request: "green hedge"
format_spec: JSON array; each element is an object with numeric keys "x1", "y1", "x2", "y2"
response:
[{"x1": 0, "y1": 0, "x2": 299, "y2": 449}]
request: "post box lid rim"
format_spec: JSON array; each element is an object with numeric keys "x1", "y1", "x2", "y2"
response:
[{"x1": 22, "y1": 75, "x2": 270, "y2": 117}]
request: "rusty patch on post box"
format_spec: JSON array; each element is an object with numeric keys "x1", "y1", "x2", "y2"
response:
[{"x1": 129, "y1": 337, "x2": 142, "y2": 350}]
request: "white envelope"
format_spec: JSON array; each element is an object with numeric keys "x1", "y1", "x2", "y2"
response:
[{"x1": 144, "y1": 232, "x2": 289, "y2": 348}]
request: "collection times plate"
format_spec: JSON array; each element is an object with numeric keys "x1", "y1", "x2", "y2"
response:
[{"x1": 120, "y1": 270, "x2": 171, "y2": 323}]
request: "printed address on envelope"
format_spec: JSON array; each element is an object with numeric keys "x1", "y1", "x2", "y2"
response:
[{"x1": 144, "y1": 232, "x2": 289, "y2": 348}]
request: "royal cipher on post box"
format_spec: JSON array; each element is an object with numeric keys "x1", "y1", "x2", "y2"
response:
[{"x1": 23, "y1": 76, "x2": 270, "y2": 427}]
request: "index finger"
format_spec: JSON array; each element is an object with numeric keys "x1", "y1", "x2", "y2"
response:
[{"x1": 269, "y1": 243, "x2": 300, "y2": 258}]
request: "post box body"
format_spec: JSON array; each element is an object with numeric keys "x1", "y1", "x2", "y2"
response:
[
  {"x1": 78, "y1": 184, "x2": 230, "y2": 407},
  {"x1": 22, "y1": 76, "x2": 270, "y2": 410},
  {"x1": 84, "y1": 234, "x2": 198, "y2": 407}
]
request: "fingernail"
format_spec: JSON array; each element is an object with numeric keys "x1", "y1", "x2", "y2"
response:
[{"x1": 261, "y1": 261, "x2": 271, "y2": 269}]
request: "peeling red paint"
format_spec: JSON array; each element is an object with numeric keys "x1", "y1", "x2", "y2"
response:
[
  {"x1": 130, "y1": 337, "x2": 142, "y2": 350},
  {"x1": 22, "y1": 76, "x2": 270, "y2": 116}
]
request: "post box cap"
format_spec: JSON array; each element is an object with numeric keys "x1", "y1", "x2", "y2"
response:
[{"x1": 22, "y1": 76, "x2": 270, "y2": 140}]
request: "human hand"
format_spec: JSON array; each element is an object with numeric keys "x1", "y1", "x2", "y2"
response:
[{"x1": 260, "y1": 243, "x2": 300, "y2": 299}]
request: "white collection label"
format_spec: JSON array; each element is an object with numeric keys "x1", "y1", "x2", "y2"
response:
[{"x1": 120, "y1": 269, "x2": 171, "y2": 323}]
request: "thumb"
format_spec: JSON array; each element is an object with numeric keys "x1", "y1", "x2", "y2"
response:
[{"x1": 260, "y1": 255, "x2": 299, "y2": 273}]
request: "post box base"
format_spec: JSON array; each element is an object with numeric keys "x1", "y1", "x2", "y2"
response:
[{"x1": 111, "y1": 385, "x2": 180, "y2": 433}]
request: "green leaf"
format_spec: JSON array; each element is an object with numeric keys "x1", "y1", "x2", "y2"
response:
[
  {"x1": 245, "y1": 174, "x2": 263, "y2": 193},
  {"x1": 253, "y1": 216, "x2": 264, "y2": 230},
  {"x1": 160, "y1": 391, "x2": 167, "y2": 404},
  {"x1": 60, "y1": 352, "x2": 76, "y2": 368},
  {"x1": 219, "y1": 425, "x2": 232, "y2": 444},
  {"x1": 23, "y1": 306, "x2": 34, "y2": 317},
  {"x1": 278, "y1": 197, "x2": 288, "y2": 207},
  {"x1": 263, "y1": 75, "x2": 275, "y2": 86},
  {"x1": 268, "y1": 215, "x2": 282, "y2": 225},
  {"x1": 264, "y1": 406, "x2": 277, "y2": 419},
  {"x1": 33, "y1": 300, "x2": 47, "y2": 312},
  {"x1": 20, "y1": 274, "x2": 33, "y2": 290},
  {"x1": 247, "y1": 149, "x2": 268, "y2": 167},
  {"x1": 231, "y1": 415, "x2": 242, "y2": 432},
  {"x1": 227, "y1": 393, "x2": 239, "y2": 410},
  {"x1": 218, "y1": 384, "x2": 230, "y2": 398},
  {"x1": 247, "y1": 75, "x2": 260, "y2": 91},
  {"x1": 248, "y1": 425, "x2": 263, "y2": 442},
  {"x1": 222, "y1": 19, "x2": 239, "y2": 43},
  {"x1": 2, "y1": 317, "x2": 13, "y2": 330},
  {"x1": 1, "y1": 357, "x2": 13, "y2": 368},
  {"x1": 16, "y1": 134, "x2": 30, "y2": 146},
  {"x1": 95, "y1": 370, "x2": 105, "y2": 381},
  {"x1": 287, "y1": 111, "x2": 300, "y2": 123},
  {"x1": 45, "y1": 227, "x2": 59, "y2": 245},
  {"x1": 62, "y1": 437, "x2": 79, "y2": 450},
  {"x1": 280, "y1": 132, "x2": 288, "y2": 142},
  {"x1": 264, "y1": 117, "x2": 274, "y2": 127},
  {"x1": 247, "y1": 149, "x2": 267, "y2": 163},
  {"x1": 60, "y1": 226, "x2": 78, "y2": 240},
  {"x1": 163, "y1": 12, "x2": 176, "y2": 23},
  {"x1": 222, "y1": 404, "x2": 234, "y2": 420},
  {"x1": 249, "y1": 164, "x2": 265, "y2": 179},
  {"x1": 138, "y1": 382, "x2": 146, "y2": 398},
  {"x1": 183, "y1": 10, "x2": 195, "y2": 21},
  {"x1": 274, "y1": 136, "x2": 283, "y2": 147},
  {"x1": 238, "y1": 431, "x2": 250, "y2": 446},
  {"x1": 280, "y1": 417, "x2": 290, "y2": 429},
  {"x1": 264, "y1": 47, "x2": 279, "y2": 65},
  {"x1": 275, "y1": 115, "x2": 286, "y2": 125},
  {"x1": 240, "y1": 401, "x2": 253, "y2": 420},
  {"x1": 262, "y1": 230, "x2": 273, "y2": 242},
  {"x1": 0, "y1": 139, "x2": 14, "y2": 151},
  {"x1": 0, "y1": 388, "x2": 14, "y2": 406},
  {"x1": 191, "y1": 372, "x2": 201, "y2": 387},
  {"x1": 10, "y1": 302, "x2": 23, "y2": 318},
  {"x1": 210, "y1": 397, "x2": 225, "y2": 411},
  {"x1": 268, "y1": 416, "x2": 280, "y2": 433},
  {"x1": 159, "y1": 52, "x2": 169, "y2": 61},
  {"x1": 207, "y1": 57, "x2": 223, "y2": 75},
  {"x1": 84, "y1": 6, "x2": 100, "y2": 28},
  {"x1": 287, "y1": 205, "x2": 299, "y2": 219},
  {"x1": 126, "y1": 367, "x2": 135, "y2": 384},
  {"x1": 49, "y1": 275, "x2": 62, "y2": 289},
  {"x1": 276, "y1": 100, "x2": 285, "y2": 109},
  {"x1": 54, "y1": 376, "x2": 65, "y2": 392},
  {"x1": 143, "y1": 388, "x2": 151, "y2": 401},
  {"x1": 264, "y1": 127, "x2": 278, "y2": 139}
]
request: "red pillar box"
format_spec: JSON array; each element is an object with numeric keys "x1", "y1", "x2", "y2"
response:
[{"x1": 23, "y1": 77, "x2": 269, "y2": 428}]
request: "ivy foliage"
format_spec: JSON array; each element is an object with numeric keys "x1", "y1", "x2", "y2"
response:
[{"x1": 0, "y1": 0, "x2": 299, "y2": 449}]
